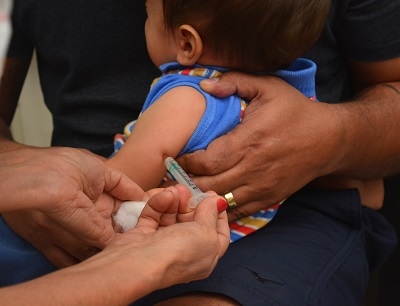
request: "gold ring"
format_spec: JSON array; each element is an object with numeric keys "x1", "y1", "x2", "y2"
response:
[{"x1": 223, "y1": 192, "x2": 237, "y2": 210}]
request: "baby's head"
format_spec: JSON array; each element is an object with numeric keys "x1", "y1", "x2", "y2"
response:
[{"x1": 161, "y1": 0, "x2": 330, "y2": 72}]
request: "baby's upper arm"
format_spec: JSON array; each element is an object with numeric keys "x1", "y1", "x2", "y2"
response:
[{"x1": 107, "y1": 86, "x2": 206, "y2": 191}]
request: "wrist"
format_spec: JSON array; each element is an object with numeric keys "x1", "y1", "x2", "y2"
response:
[
  {"x1": 306, "y1": 101, "x2": 347, "y2": 178},
  {"x1": 321, "y1": 102, "x2": 349, "y2": 176},
  {"x1": 81, "y1": 236, "x2": 172, "y2": 303}
]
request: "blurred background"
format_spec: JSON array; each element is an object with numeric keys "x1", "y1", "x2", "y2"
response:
[{"x1": 10, "y1": 54, "x2": 52, "y2": 147}]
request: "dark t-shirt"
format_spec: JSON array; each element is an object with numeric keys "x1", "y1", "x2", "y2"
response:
[
  {"x1": 8, "y1": 0, "x2": 159, "y2": 156},
  {"x1": 304, "y1": 0, "x2": 400, "y2": 103},
  {"x1": 7, "y1": 0, "x2": 400, "y2": 156}
]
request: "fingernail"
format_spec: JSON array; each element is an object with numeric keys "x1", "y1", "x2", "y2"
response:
[
  {"x1": 217, "y1": 198, "x2": 228, "y2": 213},
  {"x1": 203, "y1": 77, "x2": 219, "y2": 85}
]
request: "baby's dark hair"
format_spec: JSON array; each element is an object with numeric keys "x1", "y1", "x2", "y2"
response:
[{"x1": 162, "y1": 0, "x2": 330, "y2": 72}]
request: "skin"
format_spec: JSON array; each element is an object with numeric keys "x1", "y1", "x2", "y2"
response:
[
  {"x1": 106, "y1": 0, "x2": 211, "y2": 191},
  {"x1": 176, "y1": 58, "x2": 400, "y2": 225},
  {"x1": 0, "y1": 0, "x2": 217, "y2": 267},
  {"x1": 0, "y1": 146, "x2": 146, "y2": 266},
  {"x1": 0, "y1": 184, "x2": 230, "y2": 305},
  {"x1": 152, "y1": 58, "x2": 400, "y2": 306}
]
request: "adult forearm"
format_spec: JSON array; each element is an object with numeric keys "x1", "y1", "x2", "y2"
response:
[
  {"x1": 0, "y1": 118, "x2": 13, "y2": 140},
  {"x1": 0, "y1": 249, "x2": 164, "y2": 306},
  {"x1": 330, "y1": 82, "x2": 400, "y2": 178},
  {"x1": 0, "y1": 224, "x2": 208, "y2": 306},
  {"x1": 0, "y1": 118, "x2": 12, "y2": 139}
]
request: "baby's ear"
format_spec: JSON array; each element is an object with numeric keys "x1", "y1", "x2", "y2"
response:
[{"x1": 176, "y1": 24, "x2": 203, "y2": 66}]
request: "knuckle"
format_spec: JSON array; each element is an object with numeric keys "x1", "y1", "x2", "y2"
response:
[
  {"x1": 201, "y1": 159, "x2": 216, "y2": 174},
  {"x1": 197, "y1": 180, "x2": 213, "y2": 193}
]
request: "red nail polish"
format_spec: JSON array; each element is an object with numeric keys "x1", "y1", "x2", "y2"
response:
[{"x1": 217, "y1": 199, "x2": 228, "y2": 213}]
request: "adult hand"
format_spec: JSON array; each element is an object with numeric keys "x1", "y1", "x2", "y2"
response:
[
  {"x1": 1, "y1": 146, "x2": 145, "y2": 267},
  {"x1": 110, "y1": 185, "x2": 230, "y2": 293},
  {"x1": 0, "y1": 185, "x2": 229, "y2": 305},
  {"x1": 177, "y1": 72, "x2": 342, "y2": 221}
]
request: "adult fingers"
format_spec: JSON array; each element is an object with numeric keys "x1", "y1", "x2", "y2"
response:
[
  {"x1": 200, "y1": 71, "x2": 276, "y2": 101},
  {"x1": 193, "y1": 195, "x2": 230, "y2": 258},
  {"x1": 200, "y1": 71, "x2": 258, "y2": 99}
]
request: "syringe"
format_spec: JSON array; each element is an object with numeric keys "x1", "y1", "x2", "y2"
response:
[{"x1": 164, "y1": 157, "x2": 212, "y2": 208}]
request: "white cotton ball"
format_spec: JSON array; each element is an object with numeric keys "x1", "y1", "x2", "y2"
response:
[{"x1": 113, "y1": 201, "x2": 146, "y2": 232}]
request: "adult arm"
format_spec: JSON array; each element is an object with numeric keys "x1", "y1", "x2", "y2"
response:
[
  {"x1": 0, "y1": 56, "x2": 32, "y2": 143},
  {"x1": 176, "y1": 57, "x2": 400, "y2": 221},
  {"x1": 0, "y1": 56, "x2": 124, "y2": 267},
  {"x1": 0, "y1": 188, "x2": 229, "y2": 306}
]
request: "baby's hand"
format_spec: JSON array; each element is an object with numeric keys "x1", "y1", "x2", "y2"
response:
[
  {"x1": 135, "y1": 185, "x2": 193, "y2": 233},
  {"x1": 113, "y1": 185, "x2": 193, "y2": 233},
  {"x1": 113, "y1": 184, "x2": 226, "y2": 233}
]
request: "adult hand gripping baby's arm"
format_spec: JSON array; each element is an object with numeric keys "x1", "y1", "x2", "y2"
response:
[{"x1": 177, "y1": 72, "x2": 343, "y2": 222}]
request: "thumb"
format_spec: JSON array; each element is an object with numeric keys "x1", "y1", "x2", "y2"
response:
[
  {"x1": 194, "y1": 195, "x2": 230, "y2": 258},
  {"x1": 199, "y1": 75, "x2": 236, "y2": 98},
  {"x1": 193, "y1": 194, "x2": 228, "y2": 229},
  {"x1": 200, "y1": 71, "x2": 278, "y2": 103},
  {"x1": 104, "y1": 168, "x2": 146, "y2": 201}
]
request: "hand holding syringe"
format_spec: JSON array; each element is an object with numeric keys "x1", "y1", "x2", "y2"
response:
[
  {"x1": 113, "y1": 157, "x2": 211, "y2": 231},
  {"x1": 164, "y1": 157, "x2": 212, "y2": 208}
]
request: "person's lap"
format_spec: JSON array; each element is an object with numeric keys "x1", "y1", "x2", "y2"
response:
[
  {"x1": 0, "y1": 215, "x2": 57, "y2": 286},
  {"x1": 133, "y1": 187, "x2": 397, "y2": 306}
]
